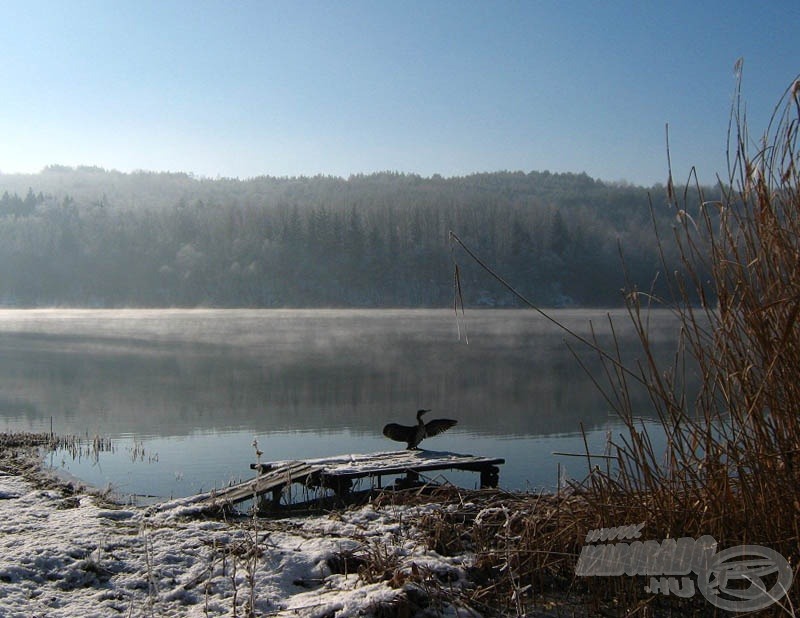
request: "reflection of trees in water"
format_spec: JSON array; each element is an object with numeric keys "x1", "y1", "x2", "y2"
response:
[{"x1": 0, "y1": 310, "x2": 685, "y2": 438}]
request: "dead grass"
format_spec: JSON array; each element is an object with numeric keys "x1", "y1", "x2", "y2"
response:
[
  {"x1": 440, "y1": 69, "x2": 800, "y2": 617},
  {"x1": 577, "y1": 69, "x2": 800, "y2": 613},
  {"x1": 372, "y1": 486, "x2": 593, "y2": 616}
]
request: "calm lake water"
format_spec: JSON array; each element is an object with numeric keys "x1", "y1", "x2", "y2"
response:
[{"x1": 0, "y1": 308, "x2": 680, "y2": 500}]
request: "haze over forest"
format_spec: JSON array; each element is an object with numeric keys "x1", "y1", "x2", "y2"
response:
[{"x1": 0, "y1": 166, "x2": 712, "y2": 308}]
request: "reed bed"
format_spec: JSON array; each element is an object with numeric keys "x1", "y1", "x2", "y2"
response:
[
  {"x1": 434, "y1": 71, "x2": 800, "y2": 616},
  {"x1": 0, "y1": 431, "x2": 113, "y2": 482},
  {"x1": 0, "y1": 431, "x2": 61, "y2": 449},
  {"x1": 576, "y1": 71, "x2": 800, "y2": 613},
  {"x1": 0, "y1": 431, "x2": 112, "y2": 457}
]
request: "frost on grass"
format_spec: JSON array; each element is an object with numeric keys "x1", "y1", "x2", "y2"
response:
[{"x1": 0, "y1": 471, "x2": 477, "y2": 617}]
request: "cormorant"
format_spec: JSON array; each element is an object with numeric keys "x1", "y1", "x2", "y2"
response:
[{"x1": 382, "y1": 409, "x2": 457, "y2": 450}]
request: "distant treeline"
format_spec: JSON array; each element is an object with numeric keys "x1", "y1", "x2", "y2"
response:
[{"x1": 0, "y1": 167, "x2": 712, "y2": 307}]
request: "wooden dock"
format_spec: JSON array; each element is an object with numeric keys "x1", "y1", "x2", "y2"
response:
[{"x1": 199, "y1": 450, "x2": 504, "y2": 511}]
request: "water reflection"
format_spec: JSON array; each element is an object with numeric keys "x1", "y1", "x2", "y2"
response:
[{"x1": 0, "y1": 309, "x2": 682, "y2": 495}]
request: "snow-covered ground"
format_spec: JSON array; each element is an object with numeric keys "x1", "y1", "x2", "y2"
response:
[{"x1": 0, "y1": 466, "x2": 480, "y2": 617}]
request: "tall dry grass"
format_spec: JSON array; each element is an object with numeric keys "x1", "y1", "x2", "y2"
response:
[
  {"x1": 437, "y1": 71, "x2": 800, "y2": 616},
  {"x1": 577, "y1": 70, "x2": 800, "y2": 612}
]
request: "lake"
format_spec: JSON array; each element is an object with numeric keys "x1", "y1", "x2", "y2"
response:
[{"x1": 0, "y1": 308, "x2": 679, "y2": 500}]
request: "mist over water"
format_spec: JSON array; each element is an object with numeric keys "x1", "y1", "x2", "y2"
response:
[{"x1": 0, "y1": 308, "x2": 679, "y2": 498}]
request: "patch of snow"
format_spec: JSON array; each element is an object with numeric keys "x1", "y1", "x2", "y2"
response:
[{"x1": 0, "y1": 470, "x2": 480, "y2": 617}]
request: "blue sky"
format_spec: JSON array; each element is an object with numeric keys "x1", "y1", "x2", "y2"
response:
[{"x1": 1, "y1": 1, "x2": 797, "y2": 186}]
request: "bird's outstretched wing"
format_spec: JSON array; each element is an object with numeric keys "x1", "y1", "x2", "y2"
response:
[
  {"x1": 383, "y1": 423, "x2": 416, "y2": 443},
  {"x1": 425, "y1": 419, "x2": 457, "y2": 436}
]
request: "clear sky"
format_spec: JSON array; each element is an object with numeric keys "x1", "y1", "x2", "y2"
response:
[{"x1": 1, "y1": 1, "x2": 797, "y2": 186}]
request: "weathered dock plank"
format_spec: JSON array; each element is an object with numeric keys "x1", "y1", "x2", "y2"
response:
[
  {"x1": 192, "y1": 450, "x2": 505, "y2": 512},
  {"x1": 252, "y1": 450, "x2": 505, "y2": 491},
  {"x1": 201, "y1": 460, "x2": 321, "y2": 508}
]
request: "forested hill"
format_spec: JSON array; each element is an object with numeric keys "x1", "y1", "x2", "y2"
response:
[{"x1": 0, "y1": 167, "x2": 706, "y2": 308}]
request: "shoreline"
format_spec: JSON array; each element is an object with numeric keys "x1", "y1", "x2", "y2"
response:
[
  {"x1": 1, "y1": 432, "x2": 738, "y2": 617},
  {"x1": 0, "y1": 432, "x2": 586, "y2": 617}
]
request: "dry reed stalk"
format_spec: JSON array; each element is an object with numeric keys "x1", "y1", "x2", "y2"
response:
[
  {"x1": 581, "y1": 69, "x2": 800, "y2": 613},
  {"x1": 440, "y1": 71, "x2": 800, "y2": 616}
]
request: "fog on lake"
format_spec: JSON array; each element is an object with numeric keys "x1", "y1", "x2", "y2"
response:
[{"x1": 0, "y1": 308, "x2": 680, "y2": 498}]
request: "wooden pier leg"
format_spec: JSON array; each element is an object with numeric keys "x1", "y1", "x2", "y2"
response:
[
  {"x1": 332, "y1": 477, "x2": 352, "y2": 498},
  {"x1": 397, "y1": 470, "x2": 420, "y2": 489},
  {"x1": 480, "y1": 465, "x2": 500, "y2": 488},
  {"x1": 271, "y1": 485, "x2": 283, "y2": 508}
]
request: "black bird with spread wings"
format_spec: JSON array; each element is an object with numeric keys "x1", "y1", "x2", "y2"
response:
[{"x1": 382, "y1": 409, "x2": 457, "y2": 450}]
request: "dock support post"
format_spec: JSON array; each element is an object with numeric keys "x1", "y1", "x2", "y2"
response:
[{"x1": 480, "y1": 465, "x2": 500, "y2": 488}]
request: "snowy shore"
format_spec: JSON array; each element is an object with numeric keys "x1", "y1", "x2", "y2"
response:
[{"x1": 0, "y1": 438, "x2": 487, "y2": 617}]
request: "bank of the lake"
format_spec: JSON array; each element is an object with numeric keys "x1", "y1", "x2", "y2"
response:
[{"x1": 2, "y1": 432, "x2": 597, "y2": 617}]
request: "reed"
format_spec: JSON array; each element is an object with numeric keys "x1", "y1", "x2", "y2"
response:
[
  {"x1": 433, "y1": 70, "x2": 800, "y2": 616},
  {"x1": 573, "y1": 69, "x2": 800, "y2": 613}
]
